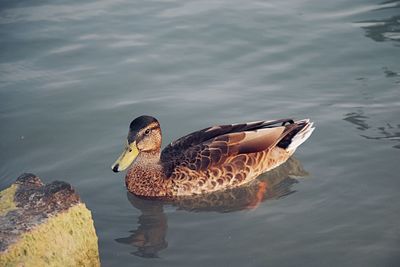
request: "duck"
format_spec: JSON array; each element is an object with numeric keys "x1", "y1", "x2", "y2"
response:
[{"x1": 111, "y1": 115, "x2": 314, "y2": 198}]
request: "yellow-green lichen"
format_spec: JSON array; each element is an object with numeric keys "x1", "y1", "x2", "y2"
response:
[
  {"x1": 0, "y1": 184, "x2": 18, "y2": 216},
  {"x1": 0, "y1": 203, "x2": 100, "y2": 267}
]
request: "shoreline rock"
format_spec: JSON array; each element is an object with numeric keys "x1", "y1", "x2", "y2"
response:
[{"x1": 0, "y1": 173, "x2": 100, "y2": 267}]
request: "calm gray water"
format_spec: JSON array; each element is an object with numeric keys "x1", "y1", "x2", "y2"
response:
[{"x1": 1, "y1": 0, "x2": 400, "y2": 266}]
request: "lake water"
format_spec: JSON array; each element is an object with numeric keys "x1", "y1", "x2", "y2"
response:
[{"x1": 1, "y1": 0, "x2": 400, "y2": 266}]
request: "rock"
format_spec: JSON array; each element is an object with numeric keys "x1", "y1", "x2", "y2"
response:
[{"x1": 0, "y1": 173, "x2": 100, "y2": 267}]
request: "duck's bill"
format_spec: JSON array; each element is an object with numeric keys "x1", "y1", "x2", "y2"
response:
[{"x1": 112, "y1": 141, "x2": 139, "y2": 172}]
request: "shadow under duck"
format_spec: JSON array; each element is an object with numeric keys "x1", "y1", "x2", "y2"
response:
[{"x1": 112, "y1": 115, "x2": 314, "y2": 198}]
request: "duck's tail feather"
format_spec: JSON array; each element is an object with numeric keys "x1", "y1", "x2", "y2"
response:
[{"x1": 277, "y1": 119, "x2": 315, "y2": 153}]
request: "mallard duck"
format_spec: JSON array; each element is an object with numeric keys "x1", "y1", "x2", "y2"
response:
[{"x1": 112, "y1": 115, "x2": 314, "y2": 198}]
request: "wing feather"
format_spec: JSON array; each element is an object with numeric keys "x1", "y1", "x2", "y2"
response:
[{"x1": 161, "y1": 119, "x2": 297, "y2": 177}]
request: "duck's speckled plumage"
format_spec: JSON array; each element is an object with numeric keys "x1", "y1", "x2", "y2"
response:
[{"x1": 113, "y1": 116, "x2": 314, "y2": 198}]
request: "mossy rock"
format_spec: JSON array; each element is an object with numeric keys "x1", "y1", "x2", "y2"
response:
[{"x1": 0, "y1": 173, "x2": 100, "y2": 267}]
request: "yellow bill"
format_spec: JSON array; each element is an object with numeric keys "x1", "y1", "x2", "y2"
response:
[{"x1": 112, "y1": 141, "x2": 139, "y2": 172}]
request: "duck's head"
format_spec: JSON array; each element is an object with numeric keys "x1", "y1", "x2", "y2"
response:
[{"x1": 112, "y1": 115, "x2": 162, "y2": 173}]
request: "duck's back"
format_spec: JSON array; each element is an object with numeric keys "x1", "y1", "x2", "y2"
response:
[{"x1": 161, "y1": 119, "x2": 314, "y2": 196}]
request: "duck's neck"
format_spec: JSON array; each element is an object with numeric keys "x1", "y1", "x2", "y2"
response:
[
  {"x1": 125, "y1": 150, "x2": 171, "y2": 197},
  {"x1": 135, "y1": 150, "x2": 161, "y2": 165}
]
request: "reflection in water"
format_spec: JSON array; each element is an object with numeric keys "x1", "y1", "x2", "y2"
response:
[
  {"x1": 343, "y1": 112, "x2": 370, "y2": 131},
  {"x1": 344, "y1": 110, "x2": 400, "y2": 149},
  {"x1": 349, "y1": 1, "x2": 400, "y2": 150},
  {"x1": 355, "y1": 0, "x2": 400, "y2": 44},
  {"x1": 115, "y1": 157, "x2": 308, "y2": 258},
  {"x1": 115, "y1": 202, "x2": 168, "y2": 258},
  {"x1": 383, "y1": 67, "x2": 400, "y2": 78}
]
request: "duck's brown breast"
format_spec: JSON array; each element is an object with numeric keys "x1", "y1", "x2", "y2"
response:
[{"x1": 125, "y1": 165, "x2": 174, "y2": 197}]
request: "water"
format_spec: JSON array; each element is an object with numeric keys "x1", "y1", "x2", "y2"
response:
[{"x1": 1, "y1": 0, "x2": 399, "y2": 266}]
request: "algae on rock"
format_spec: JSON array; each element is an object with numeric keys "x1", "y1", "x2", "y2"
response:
[
  {"x1": 0, "y1": 184, "x2": 18, "y2": 217},
  {"x1": 0, "y1": 173, "x2": 100, "y2": 267}
]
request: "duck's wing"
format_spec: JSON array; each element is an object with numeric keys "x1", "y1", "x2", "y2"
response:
[{"x1": 160, "y1": 119, "x2": 300, "y2": 176}]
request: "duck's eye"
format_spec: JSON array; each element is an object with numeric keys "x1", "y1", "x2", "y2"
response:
[{"x1": 144, "y1": 129, "x2": 151, "y2": 135}]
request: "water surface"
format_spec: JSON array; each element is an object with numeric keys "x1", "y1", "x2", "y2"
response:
[{"x1": 1, "y1": 0, "x2": 400, "y2": 266}]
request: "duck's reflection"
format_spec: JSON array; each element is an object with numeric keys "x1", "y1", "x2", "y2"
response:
[
  {"x1": 115, "y1": 200, "x2": 168, "y2": 258},
  {"x1": 115, "y1": 157, "x2": 308, "y2": 258}
]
